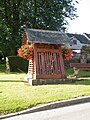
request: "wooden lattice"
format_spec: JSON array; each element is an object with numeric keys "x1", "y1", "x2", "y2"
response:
[
  {"x1": 36, "y1": 51, "x2": 64, "y2": 75},
  {"x1": 28, "y1": 43, "x2": 65, "y2": 79}
]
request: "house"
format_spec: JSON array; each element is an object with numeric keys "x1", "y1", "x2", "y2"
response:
[
  {"x1": 67, "y1": 33, "x2": 90, "y2": 50},
  {"x1": 83, "y1": 33, "x2": 90, "y2": 40},
  {"x1": 67, "y1": 33, "x2": 90, "y2": 59},
  {"x1": 22, "y1": 28, "x2": 70, "y2": 85}
]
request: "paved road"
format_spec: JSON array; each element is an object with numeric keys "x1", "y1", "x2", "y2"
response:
[{"x1": 4, "y1": 102, "x2": 90, "y2": 120}]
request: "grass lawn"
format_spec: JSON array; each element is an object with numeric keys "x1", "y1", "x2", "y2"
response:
[{"x1": 0, "y1": 64, "x2": 90, "y2": 115}]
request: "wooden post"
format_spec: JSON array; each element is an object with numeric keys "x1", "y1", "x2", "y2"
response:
[
  {"x1": 28, "y1": 59, "x2": 34, "y2": 79},
  {"x1": 58, "y1": 45, "x2": 65, "y2": 76}
]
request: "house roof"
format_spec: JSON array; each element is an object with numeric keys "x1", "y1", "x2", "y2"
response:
[
  {"x1": 67, "y1": 33, "x2": 90, "y2": 44},
  {"x1": 83, "y1": 33, "x2": 90, "y2": 39},
  {"x1": 25, "y1": 28, "x2": 70, "y2": 45}
]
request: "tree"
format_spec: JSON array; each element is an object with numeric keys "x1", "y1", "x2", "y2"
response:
[
  {"x1": 26, "y1": 0, "x2": 78, "y2": 30},
  {"x1": 0, "y1": 0, "x2": 29, "y2": 55},
  {"x1": 80, "y1": 46, "x2": 90, "y2": 63},
  {"x1": 0, "y1": 0, "x2": 78, "y2": 56}
]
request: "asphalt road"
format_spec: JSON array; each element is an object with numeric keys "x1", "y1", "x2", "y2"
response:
[{"x1": 4, "y1": 102, "x2": 90, "y2": 120}]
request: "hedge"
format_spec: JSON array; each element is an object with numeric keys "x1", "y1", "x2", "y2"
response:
[{"x1": 6, "y1": 56, "x2": 29, "y2": 73}]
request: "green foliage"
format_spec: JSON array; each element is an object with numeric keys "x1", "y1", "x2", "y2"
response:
[
  {"x1": 0, "y1": 64, "x2": 6, "y2": 72},
  {"x1": 25, "y1": 0, "x2": 78, "y2": 29},
  {"x1": 0, "y1": 0, "x2": 24, "y2": 56},
  {"x1": 80, "y1": 46, "x2": 90, "y2": 63},
  {"x1": 81, "y1": 46, "x2": 90, "y2": 54},
  {"x1": 64, "y1": 58, "x2": 79, "y2": 69},
  {"x1": 6, "y1": 56, "x2": 28, "y2": 72},
  {"x1": 0, "y1": 0, "x2": 78, "y2": 56}
]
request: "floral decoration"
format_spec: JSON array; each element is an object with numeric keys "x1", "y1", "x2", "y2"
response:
[
  {"x1": 61, "y1": 47, "x2": 73, "y2": 60},
  {"x1": 17, "y1": 44, "x2": 33, "y2": 60},
  {"x1": 17, "y1": 45, "x2": 72, "y2": 61}
]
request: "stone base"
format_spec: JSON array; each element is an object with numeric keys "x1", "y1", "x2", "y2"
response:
[{"x1": 26, "y1": 78, "x2": 77, "y2": 86}]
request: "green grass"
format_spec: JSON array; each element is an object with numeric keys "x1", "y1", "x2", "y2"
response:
[
  {"x1": 0, "y1": 64, "x2": 90, "y2": 115},
  {"x1": 65, "y1": 68, "x2": 90, "y2": 77}
]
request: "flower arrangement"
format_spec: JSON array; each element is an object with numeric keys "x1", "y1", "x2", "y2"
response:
[
  {"x1": 61, "y1": 47, "x2": 72, "y2": 60},
  {"x1": 17, "y1": 45, "x2": 72, "y2": 61},
  {"x1": 17, "y1": 44, "x2": 33, "y2": 60}
]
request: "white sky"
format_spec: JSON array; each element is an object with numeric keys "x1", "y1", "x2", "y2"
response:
[{"x1": 67, "y1": 0, "x2": 90, "y2": 34}]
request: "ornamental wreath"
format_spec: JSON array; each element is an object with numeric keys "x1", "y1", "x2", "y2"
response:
[
  {"x1": 17, "y1": 44, "x2": 33, "y2": 60},
  {"x1": 61, "y1": 47, "x2": 72, "y2": 60}
]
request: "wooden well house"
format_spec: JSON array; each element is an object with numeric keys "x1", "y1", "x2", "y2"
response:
[{"x1": 23, "y1": 29, "x2": 70, "y2": 85}]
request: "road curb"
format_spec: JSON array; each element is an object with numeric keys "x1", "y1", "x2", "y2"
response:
[{"x1": 0, "y1": 96, "x2": 90, "y2": 119}]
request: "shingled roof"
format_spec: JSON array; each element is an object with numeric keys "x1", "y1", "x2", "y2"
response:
[
  {"x1": 25, "y1": 28, "x2": 70, "y2": 45},
  {"x1": 84, "y1": 33, "x2": 90, "y2": 39}
]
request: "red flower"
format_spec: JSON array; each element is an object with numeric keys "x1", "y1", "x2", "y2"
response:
[
  {"x1": 17, "y1": 44, "x2": 33, "y2": 60},
  {"x1": 62, "y1": 48, "x2": 72, "y2": 60}
]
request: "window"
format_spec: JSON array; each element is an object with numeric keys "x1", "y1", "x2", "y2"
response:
[{"x1": 73, "y1": 40, "x2": 77, "y2": 44}]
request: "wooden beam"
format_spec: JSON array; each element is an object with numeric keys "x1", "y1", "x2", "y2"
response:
[{"x1": 36, "y1": 74, "x2": 66, "y2": 79}]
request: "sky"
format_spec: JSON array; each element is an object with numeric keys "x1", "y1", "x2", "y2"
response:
[{"x1": 67, "y1": 0, "x2": 90, "y2": 34}]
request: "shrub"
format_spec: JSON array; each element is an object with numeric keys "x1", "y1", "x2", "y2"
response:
[
  {"x1": 6, "y1": 56, "x2": 28, "y2": 72},
  {"x1": 64, "y1": 58, "x2": 79, "y2": 69}
]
